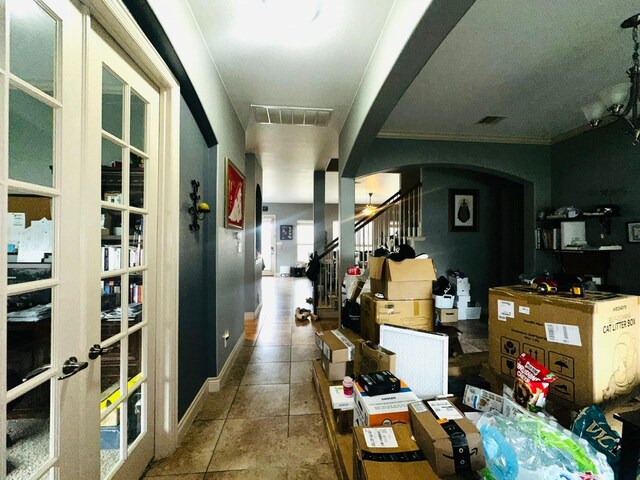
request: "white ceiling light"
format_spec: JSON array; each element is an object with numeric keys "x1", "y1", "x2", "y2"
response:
[
  {"x1": 262, "y1": 0, "x2": 323, "y2": 27},
  {"x1": 582, "y1": 13, "x2": 640, "y2": 143}
]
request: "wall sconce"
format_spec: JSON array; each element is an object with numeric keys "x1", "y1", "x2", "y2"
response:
[{"x1": 188, "y1": 180, "x2": 210, "y2": 231}]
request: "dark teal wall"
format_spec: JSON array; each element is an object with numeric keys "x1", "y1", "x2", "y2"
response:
[
  {"x1": 551, "y1": 121, "x2": 640, "y2": 294},
  {"x1": 414, "y1": 168, "x2": 523, "y2": 310},
  {"x1": 178, "y1": 98, "x2": 216, "y2": 419},
  {"x1": 360, "y1": 138, "x2": 553, "y2": 272}
]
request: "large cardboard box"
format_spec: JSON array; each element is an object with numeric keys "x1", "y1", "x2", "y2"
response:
[
  {"x1": 321, "y1": 356, "x2": 350, "y2": 381},
  {"x1": 361, "y1": 292, "x2": 434, "y2": 343},
  {"x1": 353, "y1": 379, "x2": 419, "y2": 427},
  {"x1": 369, "y1": 257, "x2": 437, "y2": 300},
  {"x1": 489, "y1": 286, "x2": 640, "y2": 406},
  {"x1": 409, "y1": 400, "x2": 486, "y2": 476},
  {"x1": 353, "y1": 424, "x2": 439, "y2": 480}
]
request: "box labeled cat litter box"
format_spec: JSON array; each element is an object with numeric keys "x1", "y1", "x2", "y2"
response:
[{"x1": 488, "y1": 286, "x2": 640, "y2": 406}]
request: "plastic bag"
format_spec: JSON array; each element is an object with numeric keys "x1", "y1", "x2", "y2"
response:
[{"x1": 478, "y1": 411, "x2": 614, "y2": 480}]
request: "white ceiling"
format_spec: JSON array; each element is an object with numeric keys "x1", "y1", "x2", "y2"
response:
[
  {"x1": 382, "y1": 0, "x2": 640, "y2": 143},
  {"x1": 186, "y1": 0, "x2": 395, "y2": 203},
  {"x1": 186, "y1": 0, "x2": 640, "y2": 203}
]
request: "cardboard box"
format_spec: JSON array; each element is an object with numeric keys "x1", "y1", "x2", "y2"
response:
[
  {"x1": 409, "y1": 400, "x2": 486, "y2": 476},
  {"x1": 315, "y1": 328, "x2": 362, "y2": 363},
  {"x1": 437, "y1": 307, "x2": 458, "y2": 323},
  {"x1": 457, "y1": 284, "x2": 471, "y2": 296},
  {"x1": 489, "y1": 286, "x2": 640, "y2": 406},
  {"x1": 322, "y1": 356, "x2": 350, "y2": 381},
  {"x1": 361, "y1": 293, "x2": 434, "y2": 343},
  {"x1": 354, "y1": 379, "x2": 419, "y2": 427},
  {"x1": 369, "y1": 257, "x2": 437, "y2": 300},
  {"x1": 353, "y1": 424, "x2": 439, "y2": 480},
  {"x1": 330, "y1": 385, "x2": 355, "y2": 434},
  {"x1": 358, "y1": 341, "x2": 396, "y2": 375},
  {"x1": 456, "y1": 295, "x2": 471, "y2": 308}
]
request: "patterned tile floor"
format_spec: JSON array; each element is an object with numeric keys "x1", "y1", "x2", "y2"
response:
[{"x1": 141, "y1": 277, "x2": 489, "y2": 479}]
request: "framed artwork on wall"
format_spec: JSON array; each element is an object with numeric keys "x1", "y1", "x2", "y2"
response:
[
  {"x1": 449, "y1": 189, "x2": 479, "y2": 232},
  {"x1": 626, "y1": 221, "x2": 640, "y2": 243},
  {"x1": 225, "y1": 158, "x2": 245, "y2": 229},
  {"x1": 280, "y1": 224, "x2": 293, "y2": 240}
]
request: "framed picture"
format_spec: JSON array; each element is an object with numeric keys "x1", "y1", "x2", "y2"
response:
[
  {"x1": 225, "y1": 158, "x2": 245, "y2": 229},
  {"x1": 627, "y1": 221, "x2": 640, "y2": 243},
  {"x1": 280, "y1": 224, "x2": 293, "y2": 240},
  {"x1": 449, "y1": 189, "x2": 479, "y2": 232}
]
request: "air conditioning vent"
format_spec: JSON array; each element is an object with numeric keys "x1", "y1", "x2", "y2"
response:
[
  {"x1": 252, "y1": 105, "x2": 332, "y2": 126},
  {"x1": 477, "y1": 116, "x2": 506, "y2": 125}
]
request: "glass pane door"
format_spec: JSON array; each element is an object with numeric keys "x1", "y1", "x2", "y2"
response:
[
  {"x1": 1, "y1": 0, "x2": 84, "y2": 478},
  {"x1": 90, "y1": 25, "x2": 158, "y2": 480}
]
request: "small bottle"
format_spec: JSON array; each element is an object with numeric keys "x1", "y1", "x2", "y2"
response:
[{"x1": 343, "y1": 376, "x2": 354, "y2": 397}]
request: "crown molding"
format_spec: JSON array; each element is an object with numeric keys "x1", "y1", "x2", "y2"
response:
[{"x1": 376, "y1": 130, "x2": 551, "y2": 145}]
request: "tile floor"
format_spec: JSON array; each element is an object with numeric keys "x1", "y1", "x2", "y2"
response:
[
  {"x1": 142, "y1": 277, "x2": 338, "y2": 480},
  {"x1": 141, "y1": 277, "x2": 489, "y2": 479}
]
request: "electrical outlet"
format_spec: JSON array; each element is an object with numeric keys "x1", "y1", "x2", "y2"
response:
[{"x1": 223, "y1": 330, "x2": 230, "y2": 348}]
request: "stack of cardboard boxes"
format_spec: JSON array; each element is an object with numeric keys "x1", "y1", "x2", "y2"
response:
[
  {"x1": 360, "y1": 256, "x2": 437, "y2": 342},
  {"x1": 436, "y1": 275, "x2": 482, "y2": 323}
]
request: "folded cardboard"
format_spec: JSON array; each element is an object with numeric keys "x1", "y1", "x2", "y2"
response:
[
  {"x1": 353, "y1": 424, "x2": 439, "y2": 480},
  {"x1": 361, "y1": 293, "x2": 434, "y2": 343},
  {"x1": 489, "y1": 286, "x2": 640, "y2": 406},
  {"x1": 437, "y1": 307, "x2": 458, "y2": 323},
  {"x1": 358, "y1": 341, "x2": 396, "y2": 375},
  {"x1": 354, "y1": 379, "x2": 419, "y2": 427},
  {"x1": 409, "y1": 400, "x2": 486, "y2": 476},
  {"x1": 369, "y1": 257, "x2": 437, "y2": 300}
]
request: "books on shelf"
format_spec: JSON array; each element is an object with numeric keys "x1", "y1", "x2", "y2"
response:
[
  {"x1": 535, "y1": 227, "x2": 560, "y2": 250},
  {"x1": 102, "y1": 245, "x2": 143, "y2": 270}
]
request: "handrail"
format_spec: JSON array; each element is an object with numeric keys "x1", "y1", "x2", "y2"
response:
[{"x1": 318, "y1": 182, "x2": 422, "y2": 260}]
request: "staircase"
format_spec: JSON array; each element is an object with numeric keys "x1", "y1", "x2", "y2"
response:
[{"x1": 315, "y1": 183, "x2": 423, "y2": 315}]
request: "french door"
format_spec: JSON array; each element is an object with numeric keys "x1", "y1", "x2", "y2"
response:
[{"x1": 1, "y1": 0, "x2": 160, "y2": 478}]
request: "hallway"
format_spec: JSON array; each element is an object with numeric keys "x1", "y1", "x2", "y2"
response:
[{"x1": 143, "y1": 276, "x2": 339, "y2": 479}]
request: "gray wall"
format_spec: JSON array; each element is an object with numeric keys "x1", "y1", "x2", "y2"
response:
[
  {"x1": 414, "y1": 168, "x2": 520, "y2": 310},
  {"x1": 264, "y1": 203, "x2": 313, "y2": 273},
  {"x1": 359, "y1": 138, "x2": 553, "y2": 273},
  {"x1": 263, "y1": 203, "x2": 339, "y2": 273},
  {"x1": 244, "y1": 154, "x2": 263, "y2": 315},
  {"x1": 150, "y1": 0, "x2": 248, "y2": 378},
  {"x1": 178, "y1": 98, "x2": 214, "y2": 419},
  {"x1": 551, "y1": 121, "x2": 640, "y2": 294}
]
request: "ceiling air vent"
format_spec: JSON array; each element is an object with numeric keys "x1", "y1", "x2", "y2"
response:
[
  {"x1": 251, "y1": 105, "x2": 332, "y2": 126},
  {"x1": 476, "y1": 116, "x2": 506, "y2": 125}
]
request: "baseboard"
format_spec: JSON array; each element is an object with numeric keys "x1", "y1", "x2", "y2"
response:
[
  {"x1": 177, "y1": 380, "x2": 209, "y2": 443},
  {"x1": 244, "y1": 300, "x2": 263, "y2": 320},
  {"x1": 207, "y1": 332, "x2": 246, "y2": 393},
  {"x1": 176, "y1": 332, "x2": 246, "y2": 442}
]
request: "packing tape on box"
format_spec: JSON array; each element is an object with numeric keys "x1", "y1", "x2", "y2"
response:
[
  {"x1": 426, "y1": 403, "x2": 473, "y2": 474},
  {"x1": 332, "y1": 329, "x2": 356, "y2": 361},
  {"x1": 361, "y1": 450, "x2": 426, "y2": 462}
]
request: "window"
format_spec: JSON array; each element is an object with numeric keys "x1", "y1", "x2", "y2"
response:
[{"x1": 296, "y1": 220, "x2": 313, "y2": 263}]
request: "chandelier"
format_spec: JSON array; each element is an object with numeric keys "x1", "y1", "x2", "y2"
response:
[
  {"x1": 362, "y1": 193, "x2": 376, "y2": 216},
  {"x1": 581, "y1": 13, "x2": 640, "y2": 143}
]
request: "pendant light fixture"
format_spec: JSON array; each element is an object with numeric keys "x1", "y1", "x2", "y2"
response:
[
  {"x1": 581, "y1": 13, "x2": 640, "y2": 143},
  {"x1": 362, "y1": 192, "x2": 376, "y2": 216}
]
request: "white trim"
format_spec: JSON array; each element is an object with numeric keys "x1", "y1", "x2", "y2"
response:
[
  {"x1": 80, "y1": 0, "x2": 181, "y2": 462},
  {"x1": 208, "y1": 332, "x2": 246, "y2": 392},
  {"x1": 175, "y1": 332, "x2": 246, "y2": 445},
  {"x1": 244, "y1": 300, "x2": 263, "y2": 320},
  {"x1": 176, "y1": 379, "x2": 209, "y2": 444},
  {"x1": 376, "y1": 130, "x2": 551, "y2": 145}
]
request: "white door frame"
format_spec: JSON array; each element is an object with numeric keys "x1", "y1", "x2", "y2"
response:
[
  {"x1": 262, "y1": 214, "x2": 276, "y2": 276},
  {"x1": 80, "y1": 0, "x2": 181, "y2": 463}
]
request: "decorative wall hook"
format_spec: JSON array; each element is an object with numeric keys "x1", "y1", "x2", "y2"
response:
[{"x1": 189, "y1": 180, "x2": 210, "y2": 231}]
